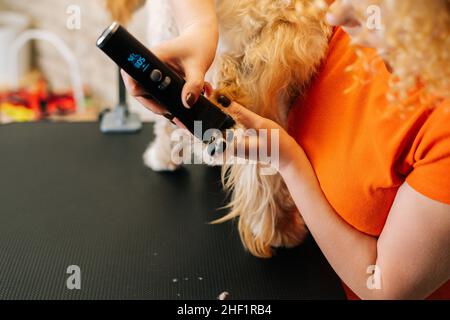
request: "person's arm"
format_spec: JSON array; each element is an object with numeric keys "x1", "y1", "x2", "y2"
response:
[
  {"x1": 169, "y1": 0, "x2": 219, "y2": 106},
  {"x1": 170, "y1": 0, "x2": 218, "y2": 36},
  {"x1": 281, "y1": 144, "x2": 450, "y2": 299},
  {"x1": 123, "y1": 0, "x2": 218, "y2": 113},
  {"x1": 217, "y1": 99, "x2": 450, "y2": 300}
]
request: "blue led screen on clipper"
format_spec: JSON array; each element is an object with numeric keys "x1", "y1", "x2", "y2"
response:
[{"x1": 128, "y1": 53, "x2": 150, "y2": 72}]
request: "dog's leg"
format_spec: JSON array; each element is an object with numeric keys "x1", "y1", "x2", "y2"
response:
[
  {"x1": 141, "y1": 0, "x2": 183, "y2": 172},
  {"x1": 143, "y1": 118, "x2": 181, "y2": 172},
  {"x1": 218, "y1": 164, "x2": 308, "y2": 258}
]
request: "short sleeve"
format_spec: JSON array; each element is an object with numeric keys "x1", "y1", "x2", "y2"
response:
[{"x1": 406, "y1": 102, "x2": 450, "y2": 205}]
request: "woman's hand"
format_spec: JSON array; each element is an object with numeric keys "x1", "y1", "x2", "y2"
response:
[
  {"x1": 215, "y1": 96, "x2": 301, "y2": 172},
  {"x1": 122, "y1": 0, "x2": 219, "y2": 115}
]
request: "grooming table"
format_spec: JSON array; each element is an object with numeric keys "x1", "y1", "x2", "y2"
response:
[{"x1": 0, "y1": 123, "x2": 345, "y2": 300}]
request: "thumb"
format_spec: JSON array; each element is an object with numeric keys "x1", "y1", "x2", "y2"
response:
[
  {"x1": 152, "y1": 40, "x2": 205, "y2": 108},
  {"x1": 151, "y1": 40, "x2": 180, "y2": 63},
  {"x1": 182, "y1": 64, "x2": 205, "y2": 109}
]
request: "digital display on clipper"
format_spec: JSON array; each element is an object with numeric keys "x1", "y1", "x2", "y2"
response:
[
  {"x1": 127, "y1": 53, "x2": 150, "y2": 73},
  {"x1": 97, "y1": 22, "x2": 235, "y2": 140}
]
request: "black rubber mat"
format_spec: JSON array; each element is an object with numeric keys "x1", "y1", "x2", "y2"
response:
[{"x1": 0, "y1": 122, "x2": 345, "y2": 300}]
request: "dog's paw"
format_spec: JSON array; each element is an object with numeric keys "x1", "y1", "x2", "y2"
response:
[{"x1": 143, "y1": 143, "x2": 181, "y2": 172}]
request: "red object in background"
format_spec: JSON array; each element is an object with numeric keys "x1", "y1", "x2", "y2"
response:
[{"x1": 0, "y1": 78, "x2": 77, "y2": 121}]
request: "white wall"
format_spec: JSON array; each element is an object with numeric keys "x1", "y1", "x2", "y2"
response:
[{"x1": 0, "y1": 0, "x2": 156, "y2": 120}]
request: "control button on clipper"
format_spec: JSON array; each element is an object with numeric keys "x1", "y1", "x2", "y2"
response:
[
  {"x1": 150, "y1": 69, "x2": 163, "y2": 82},
  {"x1": 158, "y1": 76, "x2": 172, "y2": 90}
]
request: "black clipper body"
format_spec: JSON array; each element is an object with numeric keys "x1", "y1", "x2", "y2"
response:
[{"x1": 97, "y1": 22, "x2": 235, "y2": 143}]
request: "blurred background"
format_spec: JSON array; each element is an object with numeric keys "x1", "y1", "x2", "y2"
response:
[{"x1": 0, "y1": 0, "x2": 155, "y2": 123}]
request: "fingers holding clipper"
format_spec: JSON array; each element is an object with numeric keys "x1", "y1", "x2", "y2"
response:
[
  {"x1": 121, "y1": 69, "x2": 167, "y2": 115},
  {"x1": 134, "y1": 96, "x2": 167, "y2": 116},
  {"x1": 213, "y1": 94, "x2": 281, "y2": 164},
  {"x1": 182, "y1": 65, "x2": 205, "y2": 109},
  {"x1": 121, "y1": 69, "x2": 145, "y2": 96}
]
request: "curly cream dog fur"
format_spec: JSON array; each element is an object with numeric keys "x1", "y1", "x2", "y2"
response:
[
  {"x1": 212, "y1": 0, "x2": 331, "y2": 258},
  {"x1": 108, "y1": 0, "x2": 331, "y2": 258}
]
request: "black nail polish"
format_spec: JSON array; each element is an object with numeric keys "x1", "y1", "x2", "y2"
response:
[
  {"x1": 186, "y1": 93, "x2": 196, "y2": 107},
  {"x1": 217, "y1": 95, "x2": 232, "y2": 108}
]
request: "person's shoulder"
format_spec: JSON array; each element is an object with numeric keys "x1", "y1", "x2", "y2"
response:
[
  {"x1": 328, "y1": 27, "x2": 347, "y2": 44},
  {"x1": 425, "y1": 98, "x2": 450, "y2": 129},
  {"x1": 436, "y1": 98, "x2": 450, "y2": 115},
  {"x1": 327, "y1": 27, "x2": 379, "y2": 59},
  {"x1": 426, "y1": 99, "x2": 450, "y2": 146},
  {"x1": 324, "y1": 27, "x2": 389, "y2": 78},
  {"x1": 325, "y1": 27, "x2": 353, "y2": 64},
  {"x1": 405, "y1": 97, "x2": 450, "y2": 205}
]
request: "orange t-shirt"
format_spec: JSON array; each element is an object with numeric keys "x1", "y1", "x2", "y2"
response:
[{"x1": 288, "y1": 28, "x2": 450, "y2": 299}]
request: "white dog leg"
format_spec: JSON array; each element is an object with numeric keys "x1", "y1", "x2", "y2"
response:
[{"x1": 143, "y1": 119, "x2": 182, "y2": 172}]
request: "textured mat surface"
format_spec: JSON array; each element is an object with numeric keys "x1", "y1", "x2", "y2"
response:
[{"x1": 0, "y1": 123, "x2": 345, "y2": 300}]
